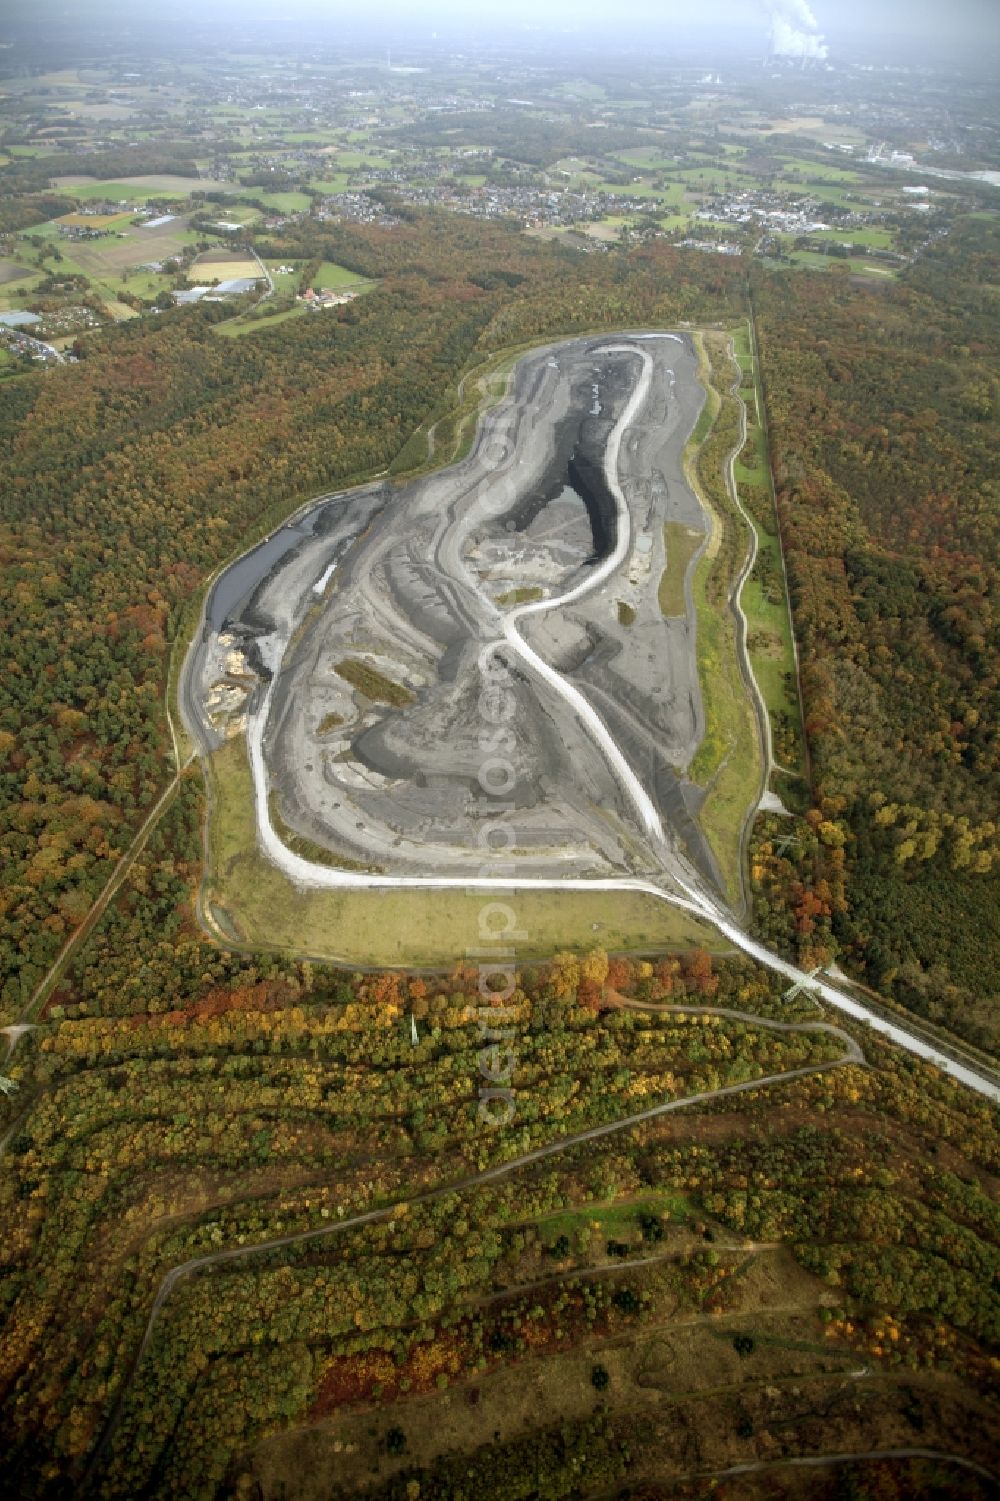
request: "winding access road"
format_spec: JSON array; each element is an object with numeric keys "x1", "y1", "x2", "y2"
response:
[{"x1": 229, "y1": 333, "x2": 1000, "y2": 1103}]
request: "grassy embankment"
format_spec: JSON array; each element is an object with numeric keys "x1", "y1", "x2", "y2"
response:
[
  {"x1": 203, "y1": 737, "x2": 728, "y2": 966},
  {"x1": 657, "y1": 522, "x2": 704, "y2": 617},
  {"x1": 682, "y1": 331, "x2": 762, "y2": 906},
  {"x1": 729, "y1": 321, "x2": 808, "y2": 801}
]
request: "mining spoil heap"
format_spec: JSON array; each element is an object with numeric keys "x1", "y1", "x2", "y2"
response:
[{"x1": 185, "y1": 333, "x2": 723, "y2": 891}]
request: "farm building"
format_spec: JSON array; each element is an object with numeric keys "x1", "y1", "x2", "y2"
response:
[{"x1": 213, "y1": 276, "x2": 260, "y2": 294}]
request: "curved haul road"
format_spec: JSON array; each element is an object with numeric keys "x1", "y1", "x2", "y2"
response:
[{"x1": 206, "y1": 334, "x2": 999, "y2": 1104}]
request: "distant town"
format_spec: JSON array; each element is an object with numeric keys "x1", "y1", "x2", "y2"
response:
[{"x1": 0, "y1": 39, "x2": 994, "y2": 363}]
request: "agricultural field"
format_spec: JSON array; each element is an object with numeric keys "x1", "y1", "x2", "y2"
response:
[
  {"x1": 773, "y1": 153, "x2": 866, "y2": 185},
  {"x1": 54, "y1": 209, "x2": 133, "y2": 229},
  {"x1": 327, "y1": 150, "x2": 394, "y2": 170},
  {"x1": 0, "y1": 214, "x2": 231, "y2": 319},
  {"x1": 307, "y1": 175, "x2": 351, "y2": 194},
  {"x1": 822, "y1": 225, "x2": 897, "y2": 249},
  {"x1": 251, "y1": 189, "x2": 314, "y2": 213},
  {"x1": 36, "y1": 214, "x2": 201, "y2": 264},
  {"x1": 786, "y1": 247, "x2": 898, "y2": 277},
  {"x1": 312, "y1": 259, "x2": 372, "y2": 290},
  {"x1": 51, "y1": 173, "x2": 233, "y2": 197},
  {"x1": 190, "y1": 251, "x2": 262, "y2": 281},
  {"x1": 0, "y1": 265, "x2": 45, "y2": 311},
  {"x1": 0, "y1": 257, "x2": 33, "y2": 286},
  {"x1": 213, "y1": 303, "x2": 308, "y2": 338},
  {"x1": 264, "y1": 260, "x2": 303, "y2": 293},
  {"x1": 754, "y1": 114, "x2": 866, "y2": 144}
]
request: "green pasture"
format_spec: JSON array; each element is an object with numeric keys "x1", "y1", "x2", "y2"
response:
[
  {"x1": 251, "y1": 190, "x2": 313, "y2": 213},
  {"x1": 58, "y1": 179, "x2": 198, "y2": 201},
  {"x1": 263, "y1": 261, "x2": 303, "y2": 293},
  {"x1": 313, "y1": 260, "x2": 372, "y2": 289},
  {"x1": 527, "y1": 1193, "x2": 692, "y2": 1250},
  {"x1": 307, "y1": 175, "x2": 351, "y2": 194},
  {"x1": 213, "y1": 305, "x2": 307, "y2": 339}
]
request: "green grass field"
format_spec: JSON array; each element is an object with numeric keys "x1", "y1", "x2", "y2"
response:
[
  {"x1": 307, "y1": 176, "x2": 351, "y2": 195},
  {"x1": 115, "y1": 268, "x2": 174, "y2": 300},
  {"x1": 683, "y1": 333, "x2": 763, "y2": 905},
  {"x1": 613, "y1": 146, "x2": 672, "y2": 166},
  {"x1": 774, "y1": 154, "x2": 864, "y2": 184},
  {"x1": 264, "y1": 260, "x2": 303, "y2": 293},
  {"x1": 313, "y1": 260, "x2": 371, "y2": 289},
  {"x1": 252, "y1": 190, "x2": 314, "y2": 213},
  {"x1": 821, "y1": 226, "x2": 896, "y2": 249},
  {"x1": 213, "y1": 304, "x2": 308, "y2": 338},
  {"x1": 658, "y1": 522, "x2": 704, "y2": 617},
  {"x1": 687, "y1": 388, "x2": 717, "y2": 449},
  {"x1": 280, "y1": 131, "x2": 335, "y2": 145},
  {"x1": 50, "y1": 177, "x2": 211, "y2": 201},
  {"x1": 336, "y1": 150, "x2": 393, "y2": 170},
  {"x1": 687, "y1": 551, "x2": 759, "y2": 904},
  {"x1": 788, "y1": 247, "x2": 898, "y2": 277},
  {"x1": 525, "y1": 1190, "x2": 691, "y2": 1246},
  {"x1": 729, "y1": 325, "x2": 808, "y2": 787},
  {"x1": 741, "y1": 538, "x2": 801, "y2": 737},
  {"x1": 0, "y1": 269, "x2": 44, "y2": 311},
  {"x1": 670, "y1": 164, "x2": 752, "y2": 191},
  {"x1": 204, "y1": 739, "x2": 728, "y2": 966}
]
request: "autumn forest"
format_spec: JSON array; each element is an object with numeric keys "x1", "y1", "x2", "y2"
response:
[{"x1": 0, "y1": 51, "x2": 999, "y2": 1496}]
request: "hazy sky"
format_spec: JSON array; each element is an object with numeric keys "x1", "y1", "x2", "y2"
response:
[
  {"x1": 198, "y1": 0, "x2": 995, "y2": 44},
  {"x1": 2, "y1": 0, "x2": 996, "y2": 59}
]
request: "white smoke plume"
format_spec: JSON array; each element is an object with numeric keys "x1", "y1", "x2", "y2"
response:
[{"x1": 765, "y1": 0, "x2": 828, "y2": 60}]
